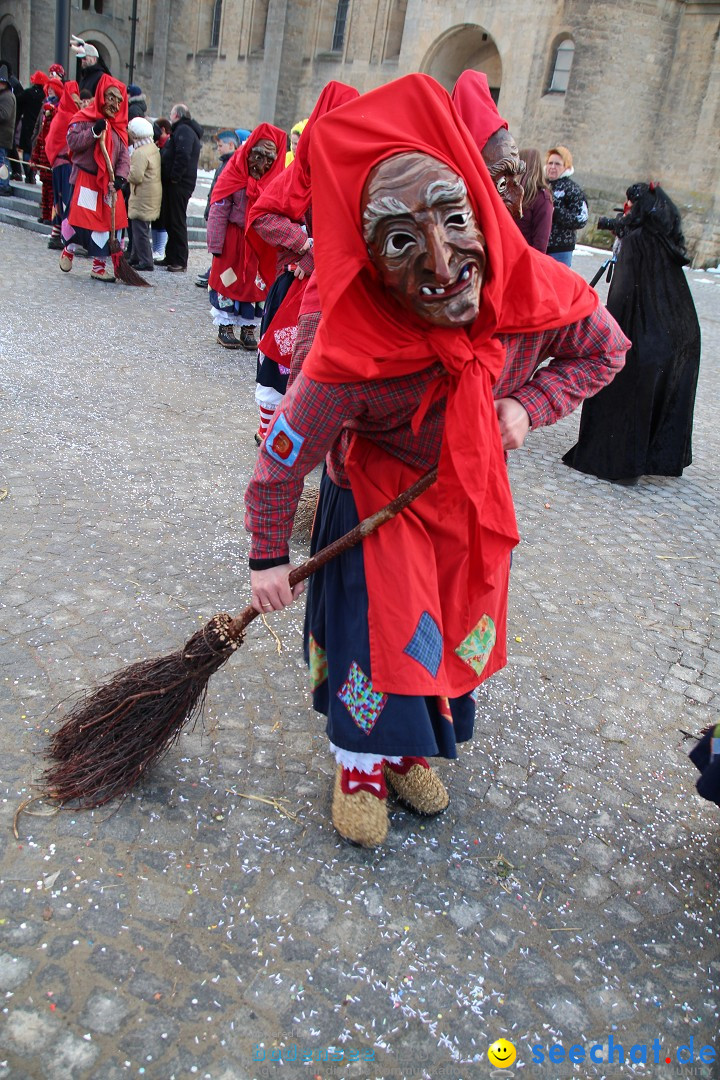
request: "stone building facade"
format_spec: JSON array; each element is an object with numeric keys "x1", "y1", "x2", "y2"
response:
[{"x1": 2, "y1": 0, "x2": 719, "y2": 263}]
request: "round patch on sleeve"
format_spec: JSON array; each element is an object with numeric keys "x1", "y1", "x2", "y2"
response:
[{"x1": 265, "y1": 413, "x2": 305, "y2": 467}]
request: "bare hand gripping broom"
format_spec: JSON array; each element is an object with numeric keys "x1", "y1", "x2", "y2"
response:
[{"x1": 43, "y1": 467, "x2": 438, "y2": 807}]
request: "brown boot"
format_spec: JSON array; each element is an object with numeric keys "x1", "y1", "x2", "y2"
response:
[
  {"x1": 332, "y1": 765, "x2": 388, "y2": 847},
  {"x1": 217, "y1": 324, "x2": 243, "y2": 349},
  {"x1": 239, "y1": 324, "x2": 258, "y2": 351},
  {"x1": 384, "y1": 757, "x2": 449, "y2": 815}
]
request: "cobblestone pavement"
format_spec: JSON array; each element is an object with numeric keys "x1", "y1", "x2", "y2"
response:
[{"x1": 0, "y1": 225, "x2": 718, "y2": 1080}]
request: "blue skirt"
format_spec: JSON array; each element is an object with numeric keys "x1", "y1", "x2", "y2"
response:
[
  {"x1": 208, "y1": 289, "x2": 261, "y2": 320},
  {"x1": 304, "y1": 472, "x2": 476, "y2": 759}
]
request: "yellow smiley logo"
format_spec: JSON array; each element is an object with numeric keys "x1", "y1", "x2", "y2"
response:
[{"x1": 488, "y1": 1038, "x2": 517, "y2": 1068}]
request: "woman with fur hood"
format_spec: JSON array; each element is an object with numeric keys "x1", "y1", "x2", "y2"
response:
[{"x1": 545, "y1": 144, "x2": 588, "y2": 266}]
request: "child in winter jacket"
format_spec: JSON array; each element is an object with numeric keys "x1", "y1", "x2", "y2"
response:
[{"x1": 127, "y1": 116, "x2": 162, "y2": 271}]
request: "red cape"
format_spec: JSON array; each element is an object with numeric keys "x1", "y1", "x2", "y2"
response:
[
  {"x1": 451, "y1": 69, "x2": 507, "y2": 149},
  {"x1": 299, "y1": 74, "x2": 597, "y2": 695},
  {"x1": 246, "y1": 81, "x2": 359, "y2": 237},
  {"x1": 209, "y1": 123, "x2": 286, "y2": 300},
  {"x1": 210, "y1": 122, "x2": 286, "y2": 205},
  {"x1": 67, "y1": 75, "x2": 128, "y2": 193},
  {"x1": 45, "y1": 80, "x2": 80, "y2": 166}
]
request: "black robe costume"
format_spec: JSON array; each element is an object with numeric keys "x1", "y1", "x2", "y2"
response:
[{"x1": 563, "y1": 189, "x2": 701, "y2": 481}]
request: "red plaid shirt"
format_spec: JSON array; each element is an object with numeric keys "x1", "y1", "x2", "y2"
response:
[
  {"x1": 252, "y1": 212, "x2": 314, "y2": 278},
  {"x1": 245, "y1": 305, "x2": 629, "y2": 564}
]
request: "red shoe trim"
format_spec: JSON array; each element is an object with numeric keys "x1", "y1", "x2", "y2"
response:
[
  {"x1": 340, "y1": 765, "x2": 387, "y2": 799},
  {"x1": 385, "y1": 756, "x2": 429, "y2": 776}
]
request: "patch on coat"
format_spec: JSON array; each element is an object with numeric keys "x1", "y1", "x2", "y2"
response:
[
  {"x1": 454, "y1": 615, "x2": 496, "y2": 677},
  {"x1": 337, "y1": 661, "x2": 388, "y2": 735},
  {"x1": 265, "y1": 413, "x2": 305, "y2": 467},
  {"x1": 274, "y1": 325, "x2": 298, "y2": 357},
  {"x1": 404, "y1": 611, "x2": 443, "y2": 677},
  {"x1": 78, "y1": 186, "x2": 98, "y2": 211},
  {"x1": 309, "y1": 634, "x2": 328, "y2": 690}
]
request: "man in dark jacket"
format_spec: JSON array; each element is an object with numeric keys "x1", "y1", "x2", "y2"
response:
[
  {"x1": 71, "y1": 38, "x2": 111, "y2": 98},
  {"x1": 0, "y1": 63, "x2": 16, "y2": 192},
  {"x1": 158, "y1": 103, "x2": 203, "y2": 272},
  {"x1": 16, "y1": 77, "x2": 44, "y2": 182}
]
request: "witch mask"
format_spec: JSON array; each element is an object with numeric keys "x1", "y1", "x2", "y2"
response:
[{"x1": 362, "y1": 152, "x2": 487, "y2": 329}]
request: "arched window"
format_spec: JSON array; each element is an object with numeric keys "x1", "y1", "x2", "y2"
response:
[
  {"x1": 549, "y1": 38, "x2": 574, "y2": 93},
  {"x1": 0, "y1": 24, "x2": 20, "y2": 75},
  {"x1": 332, "y1": 0, "x2": 350, "y2": 52},
  {"x1": 384, "y1": 0, "x2": 407, "y2": 60},
  {"x1": 210, "y1": 0, "x2": 222, "y2": 48},
  {"x1": 249, "y1": 0, "x2": 268, "y2": 53}
]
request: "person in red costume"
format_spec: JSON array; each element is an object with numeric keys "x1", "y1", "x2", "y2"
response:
[
  {"x1": 45, "y1": 80, "x2": 81, "y2": 250},
  {"x1": 60, "y1": 75, "x2": 129, "y2": 282},
  {"x1": 244, "y1": 74, "x2": 629, "y2": 847},
  {"x1": 206, "y1": 124, "x2": 286, "y2": 350},
  {"x1": 451, "y1": 69, "x2": 525, "y2": 221},
  {"x1": 246, "y1": 81, "x2": 359, "y2": 441},
  {"x1": 30, "y1": 78, "x2": 63, "y2": 225}
]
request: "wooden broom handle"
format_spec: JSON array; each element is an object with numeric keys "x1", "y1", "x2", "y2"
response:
[
  {"x1": 98, "y1": 131, "x2": 117, "y2": 238},
  {"x1": 98, "y1": 129, "x2": 115, "y2": 182},
  {"x1": 227, "y1": 465, "x2": 439, "y2": 638}
]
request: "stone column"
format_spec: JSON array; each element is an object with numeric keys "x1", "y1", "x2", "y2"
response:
[
  {"x1": 150, "y1": 0, "x2": 172, "y2": 116},
  {"x1": 257, "y1": 0, "x2": 288, "y2": 124}
]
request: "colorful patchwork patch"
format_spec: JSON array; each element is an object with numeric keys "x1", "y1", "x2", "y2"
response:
[
  {"x1": 274, "y1": 325, "x2": 298, "y2": 357},
  {"x1": 454, "y1": 615, "x2": 496, "y2": 677},
  {"x1": 265, "y1": 413, "x2": 305, "y2": 468},
  {"x1": 404, "y1": 611, "x2": 443, "y2": 677},
  {"x1": 308, "y1": 634, "x2": 328, "y2": 691},
  {"x1": 337, "y1": 661, "x2": 387, "y2": 735}
]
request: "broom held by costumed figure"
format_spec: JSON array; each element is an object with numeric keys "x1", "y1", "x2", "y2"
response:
[
  {"x1": 563, "y1": 182, "x2": 701, "y2": 484},
  {"x1": 245, "y1": 81, "x2": 359, "y2": 440},
  {"x1": 61, "y1": 75, "x2": 130, "y2": 282},
  {"x1": 206, "y1": 123, "x2": 287, "y2": 351},
  {"x1": 244, "y1": 74, "x2": 630, "y2": 847}
]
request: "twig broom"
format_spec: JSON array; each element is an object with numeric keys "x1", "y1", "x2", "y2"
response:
[{"x1": 43, "y1": 467, "x2": 438, "y2": 807}]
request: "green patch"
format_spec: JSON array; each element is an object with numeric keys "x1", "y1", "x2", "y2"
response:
[
  {"x1": 454, "y1": 615, "x2": 496, "y2": 676},
  {"x1": 309, "y1": 634, "x2": 328, "y2": 690}
]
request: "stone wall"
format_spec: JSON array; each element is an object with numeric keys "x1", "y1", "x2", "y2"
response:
[{"x1": 9, "y1": 0, "x2": 720, "y2": 264}]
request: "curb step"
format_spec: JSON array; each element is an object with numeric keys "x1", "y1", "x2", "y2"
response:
[
  {"x1": 0, "y1": 181, "x2": 208, "y2": 248},
  {"x1": 0, "y1": 207, "x2": 52, "y2": 236}
]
